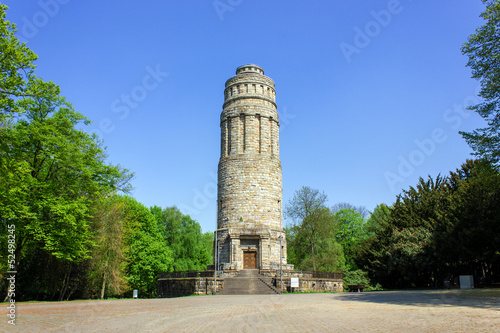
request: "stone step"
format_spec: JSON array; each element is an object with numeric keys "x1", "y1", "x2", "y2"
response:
[{"x1": 218, "y1": 270, "x2": 280, "y2": 295}]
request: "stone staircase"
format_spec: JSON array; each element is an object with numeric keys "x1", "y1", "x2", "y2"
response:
[{"x1": 218, "y1": 269, "x2": 280, "y2": 295}]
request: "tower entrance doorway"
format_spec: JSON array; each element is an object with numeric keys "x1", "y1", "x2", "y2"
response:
[{"x1": 243, "y1": 251, "x2": 257, "y2": 269}]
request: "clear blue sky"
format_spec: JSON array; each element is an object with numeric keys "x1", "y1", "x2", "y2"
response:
[{"x1": 4, "y1": 0, "x2": 488, "y2": 232}]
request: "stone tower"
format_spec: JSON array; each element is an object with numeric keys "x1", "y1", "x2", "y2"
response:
[{"x1": 216, "y1": 64, "x2": 288, "y2": 271}]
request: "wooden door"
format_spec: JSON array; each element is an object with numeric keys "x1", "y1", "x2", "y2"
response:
[{"x1": 243, "y1": 251, "x2": 257, "y2": 269}]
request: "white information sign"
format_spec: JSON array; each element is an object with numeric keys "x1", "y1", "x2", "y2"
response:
[{"x1": 291, "y1": 277, "x2": 299, "y2": 288}]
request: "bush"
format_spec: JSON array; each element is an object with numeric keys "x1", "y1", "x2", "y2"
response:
[{"x1": 343, "y1": 269, "x2": 383, "y2": 291}]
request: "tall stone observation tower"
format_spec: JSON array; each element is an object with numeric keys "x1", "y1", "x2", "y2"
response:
[{"x1": 216, "y1": 64, "x2": 289, "y2": 271}]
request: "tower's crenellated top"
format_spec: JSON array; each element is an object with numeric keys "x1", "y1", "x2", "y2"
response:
[
  {"x1": 224, "y1": 64, "x2": 276, "y2": 109},
  {"x1": 236, "y1": 64, "x2": 264, "y2": 75}
]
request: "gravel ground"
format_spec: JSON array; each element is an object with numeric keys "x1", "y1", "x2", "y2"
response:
[{"x1": 2, "y1": 289, "x2": 499, "y2": 332}]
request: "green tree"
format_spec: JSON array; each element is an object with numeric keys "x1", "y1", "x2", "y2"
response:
[
  {"x1": 355, "y1": 204, "x2": 392, "y2": 282},
  {"x1": 390, "y1": 175, "x2": 448, "y2": 231},
  {"x1": 285, "y1": 187, "x2": 344, "y2": 272},
  {"x1": 440, "y1": 159, "x2": 500, "y2": 285},
  {"x1": 363, "y1": 203, "x2": 391, "y2": 239},
  {"x1": 358, "y1": 177, "x2": 448, "y2": 288},
  {"x1": 151, "y1": 206, "x2": 212, "y2": 271},
  {"x1": 285, "y1": 186, "x2": 327, "y2": 225},
  {"x1": 358, "y1": 161, "x2": 500, "y2": 289},
  {"x1": 0, "y1": 78, "x2": 131, "y2": 271},
  {"x1": 305, "y1": 208, "x2": 341, "y2": 271},
  {"x1": 331, "y1": 202, "x2": 369, "y2": 219},
  {"x1": 0, "y1": 7, "x2": 133, "y2": 300},
  {"x1": 461, "y1": 0, "x2": 500, "y2": 166},
  {"x1": 87, "y1": 195, "x2": 128, "y2": 299},
  {"x1": 120, "y1": 197, "x2": 172, "y2": 298},
  {"x1": 0, "y1": 4, "x2": 38, "y2": 120},
  {"x1": 386, "y1": 227, "x2": 433, "y2": 287},
  {"x1": 200, "y1": 231, "x2": 215, "y2": 266},
  {"x1": 334, "y1": 208, "x2": 365, "y2": 270},
  {"x1": 387, "y1": 176, "x2": 448, "y2": 287}
]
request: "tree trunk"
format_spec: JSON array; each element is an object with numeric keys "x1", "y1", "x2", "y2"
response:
[
  {"x1": 311, "y1": 238, "x2": 316, "y2": 271},
  {"x1": 100, "y1": 272, "x2": 106, "y2": 300},
  {"x1": 58, "y1": 265, "x2": 72, "y2": 301},
  {"x1": 100, "y1": 256, "x2": 109, "y2": 299},
  {"x1": 66, "y1": 286, "x2": 75, "y2": 301}
]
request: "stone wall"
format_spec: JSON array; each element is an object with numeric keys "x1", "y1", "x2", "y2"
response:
[
  {"x1": 261, "y1": 270, "x2": 343, "y2": 293},
  {"x1": 157, "y1": 278, "x2": 223, "y2": 298},
  {"x1": 217, "y1": 156, "x2": 282, "y2": 230},
  {"x1": 280, "y1": 278, "x2": 343, "y2": 293},
  {"x1": 157, "y1": 272, "x2": 341, "y2": 297}
]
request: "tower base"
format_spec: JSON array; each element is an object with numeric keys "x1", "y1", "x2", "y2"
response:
[{"x1": 214, "y1": 227, "x2": 292, "y2": 271}]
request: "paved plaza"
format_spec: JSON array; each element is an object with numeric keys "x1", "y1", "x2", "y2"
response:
[{"x1": 3, "y1": 289, "x2": 499, "y2": 332}]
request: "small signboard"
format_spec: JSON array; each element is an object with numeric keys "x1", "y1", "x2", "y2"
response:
[
  {"x1": 459, "y1": 275, "x2": 474, "y2": 289},
  {"x1": 291, "y1": 277, "x2": 299, "y2": 288},
  {"x1": 133, "y1": 289, "x2": 138, "y2": 298}
]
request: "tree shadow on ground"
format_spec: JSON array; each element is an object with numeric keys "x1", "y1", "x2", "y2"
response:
[{"x1": 336, "y1": 289, "x2": 500, "y2": 310}]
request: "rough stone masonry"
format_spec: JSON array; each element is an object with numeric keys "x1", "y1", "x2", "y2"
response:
[{"x1": 216, "y1": 64, "x2": 293, "y2": 271}]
